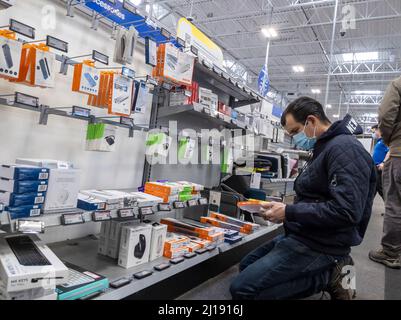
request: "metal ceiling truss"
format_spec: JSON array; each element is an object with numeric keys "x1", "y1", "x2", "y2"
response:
[{"x1": 348, "y1": 94, "x2": 383, "y2": 105}]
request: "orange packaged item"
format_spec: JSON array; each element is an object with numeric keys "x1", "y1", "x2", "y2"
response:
[
  {"x1": 188, "y1": 237, "x2": 211, "y2": 248},
  {"x1": 163, "y1": 247, "x2": 189, "y2": 259},
  {"x1": 163, "y1": 234, "x2": 190, "y2": 251},
  {"x1": 200, "y1": 216, "x2": 251, "y2": 234},
  {"x1": 185, "y1": 241, "x2": 202, "y2": 252},
  {"x1": 211, "y1": 211, "x2": 260, "y2": 232},
  {"x1": 72, "y1": 60, "x2": 100, "y2": 95}
]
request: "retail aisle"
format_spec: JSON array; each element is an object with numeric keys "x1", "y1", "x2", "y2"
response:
[{"x1": 177, "y1": 197, "x2": 387, "y2": 300}]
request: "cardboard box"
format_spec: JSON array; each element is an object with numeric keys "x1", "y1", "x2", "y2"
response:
[
  {"x1": 77, "y1": 193, "x2": 106, "y2": 211},
  {"x1": 129, "y1": 192, "x2": 163, "y2": 208},
  {"x1": 163, "y1": 247, "x2": 189, "y2": 259},
  {"x1": 102, "y1": 190, "x2": 138, "y2": 208},
  {"x1": 6, "y1": 205, "x2": 42, "y2": 220},
  {"x1": 107, "y1": 220, "x2": 135, "y2": 259},
  {"x1": 118, "y1": 224, "x2": 152, "y2": 269},
  {"x1": 149, "y1": 224, "x2": 167, "y2": 261},
  {"x1": 164, "y1": 233, "x2": 190, "y2": 251},
  {"x1": 0, "y1": 191, "x2": 45, "y2": 207},
  {"x1": 0, "y1": 165, "x2": 49, "y2": 181},
  {"x1": 186, "y1": 241, "x2": 202, "y2": 252},
  {"x1": 43, "y1": 169, "x2": 80, "y2": 212},
  {"x1": 0, "y1": 179, "x2": 47, "y2": 194},
  {"x1": 98, "y1": 221, "x2": 111, "y2": 256},
  {"x1": 187, "y1": 237, "x2": 211, "y2": 248}
]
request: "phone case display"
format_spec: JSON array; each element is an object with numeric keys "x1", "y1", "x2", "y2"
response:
[
  {"x1": 132, "y1": 81, "x2": 152, "y2": 128},
  {"x1": 86, "y1": 123, "x2": 117, "y2": 152},
  {"x1": 113, "y1": 26, "x2": 138, "y2": 65},
  {"x1": 0, "y1": 31, "x2": 22, "y2": 80},
  {"x1": 14, "y1": 43, "x2": 55, "y2": 88},
  {"x1": 109, "y1": 74, "x2": 133, "y2": 116},
  {"x1": 145, "y1": 37, "x2": 157, "y2": 67},
  {"x1": 153, "y1": 43, "x2": 195, "y2": 86},
  {"x1": 72, "y1": 60, "x2": 100, "y2": 95}
]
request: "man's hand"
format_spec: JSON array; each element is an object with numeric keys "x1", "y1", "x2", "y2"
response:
[
  {"x1": 377, "y1": 163, "x2": 384, "y2": 171},
  {"x1": 259, "y1": 202, "x2": 286, "y2": 224}
]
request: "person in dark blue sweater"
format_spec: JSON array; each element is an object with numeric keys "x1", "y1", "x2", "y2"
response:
[
  {"x1": 371, "y1": 124, "x2": 389, "y2": 200},
  {"x1": 230, "y1": 97, "x2": 376, "y2": 300}
]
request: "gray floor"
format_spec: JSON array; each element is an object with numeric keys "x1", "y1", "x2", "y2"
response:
[{"x1": 177, "y1": 196, "x2": 391, "y2": 300}]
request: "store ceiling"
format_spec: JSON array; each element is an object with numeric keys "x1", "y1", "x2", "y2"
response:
[{"x1": 142, "y1": 0, "x2": 401, "y2": 123}]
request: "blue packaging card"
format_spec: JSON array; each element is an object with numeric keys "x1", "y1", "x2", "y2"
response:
[
  {"x1": 224, "y1": 235, "x2": 243, "y2": 244},
  {"x1": 1, "y1": 192, "x2": 46, "y2": 207},
  {"x1": 0, "y1": 179, "x2": 48, "y2": 194},
  {"x1": 6, "y1": 204, "x2": 43, "y2": 220},
  {"x1": 0, "y1": 165, "x2": 49, "y2": 181}
]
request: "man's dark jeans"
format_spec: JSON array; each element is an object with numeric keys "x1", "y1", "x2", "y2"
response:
[{"x1": 230, "y1": 235, "x2": 347, "y2": 300}]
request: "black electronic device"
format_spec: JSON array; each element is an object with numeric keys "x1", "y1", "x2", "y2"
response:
[
  {"x1": 206, "y1": 245, "x2": 217, "y2": 252},
  {"x1": 184, "y1": 252, "x2": 196, "y2": 259},
  {"x1": 195, "y1": 248, "x2": 208, "y2": 255},
  {"x1": 6, "y1": 235, "x2": 51, "y2": 266},
  {"x1": 110, "y1": 277, "x2": 132, "y2": 289},
  {"x1": 134, "y1": 234, "x2": 146, "y2": 259},
  {"x1": 154, "y1": 263, "x2": 170, "y2": 271},
  {"x1": 133, "y1": 270, "x2": 153, "y2": 279},
  {"x1": 170, "y1": 257, "x2": 184, "y2": 265}
]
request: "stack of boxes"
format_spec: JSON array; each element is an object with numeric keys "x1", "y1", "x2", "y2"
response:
[
  {"x1": 144, "y1": 181, "x2": 203, "y2": 203},
  {"x1": 0, "y1": 165, "x2": 49, "y2": 219}
]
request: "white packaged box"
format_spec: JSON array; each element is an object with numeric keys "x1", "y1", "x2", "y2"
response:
[
  {"x1": 118, "y1": 224, "x2": 152, "y2": 269},
  {"x1": 102, "y1": 190, "x2": 138, "y2": 208},
  {"x1": 0, "y1": 280, "x2": 56, "y2": 300},
  {"x1": 149, "y1": 224, "x2": 167, "y2": 261},
  {"x1": 34, "y1": 49, "x2": 56, "y2": 88},
  {"x1": 16, "y1": 159, "x2": 72, "y2": 170},
  {"x1": 98, "y1": 220, "x2": 111, "y2": 256},
  {"x1": 43, "y1": 168, "x2": 81, "y2": 212},
  {"x1": 79, "y1": 64, "x2": 100, "y2": 95},
  {"x1": 0, "y1": 36, "x2": 22, "y2": 80},
  {"x1": 107, "y1": 220, "x2": 135, "y2": 259},
  {"x1": 129, "y1": 192, "x2": 163, "y2": 208},
  {"x1": 80, "y1": 190, "x2": 124, "y2": 206}
]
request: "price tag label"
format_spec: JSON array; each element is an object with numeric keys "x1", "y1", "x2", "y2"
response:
[
  {"x1": 173, "y1": 201, "x2": 186, "y2": 209},
  {"x1": 46, "y1": 36, "x2": 68, "y2": 53},
  {"x1": 92, "y1": 50, "x2": 109, "y2": 65},
  {"x1": 202, "y1": 59, "x2": 212, "y2": 69},
  {"x1": 213, "y1": 67, "x2": 222, "y2": 76},
  {"x1": 160, "y1": 28, "x2": 171, "y2": 39},
  {"x1": 122, "y1": 67, "x2": 135, "y2": 80},
  {"x1": 190, "y1": 46, "x2": 198, "y2": 56},
  {"x1": 198, "y1": 198, "x2": 208, "y2": 205},
  {"x1": 158, "y1": 203, "x2": 171, "y2": 212},
  {"x1": 30, "y1": 208, "x2": 41, "y2": 217},
  {"x1": 139, "y1": 207, "x2": 154, "y2": 216},
  {"x1": 16, "y1": 220, "x2": 45, "y2": 234},
  {"x1": 187, "y1": 199, "x2": 198, "y2": 207},
  {"x1": 15, "y1": 92, "x2": 39, "y2": 108},
  {"x1": 61, "y1": 213, "x2": 84, "y2": 225},
  {"x1": 120, "y1": 116, "x2": 134, "y2": 126},
  {"x1": 176, "y1": 37, "x2": 185, "y2": 47},
  {"x1": 250, "y1": 172, "x2": 262, "y2": 189},
  {"x1": 222, "y1": 73, "x2": 230, "y2": 80},
  {"x1": 118, "y1": 208, "x2": 134, "y2": 218},
  {"x1": 146, "y1": 75, "x2": 158, "y2": 86},
  {"x1": 72, "y1": 106, "x2": 91, "y2": 118},
  {"x1": 92, "y1": 211, "x2": 111, "y2": 222},
  {"x1": 10, "y1": 19, "x2": 35, "y2": 39},
  {"x1": 209, "y1": 191, "x2": 221, "y2": 209}
]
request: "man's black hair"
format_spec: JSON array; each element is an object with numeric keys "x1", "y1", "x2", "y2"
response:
[
  {"x1": 281, "y1": 96, "x2": 331, "y2": 127},
  {"x1": 371, "y1": 124, "x2": 379, "y2": 130}
]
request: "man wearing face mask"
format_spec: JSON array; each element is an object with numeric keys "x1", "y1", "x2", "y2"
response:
[{"x1": 230, "y1": 97, "x2": 376, "y2": 300}]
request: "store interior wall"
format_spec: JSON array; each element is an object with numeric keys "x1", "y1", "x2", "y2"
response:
[{"x1": 0, "y1": 0, "x2": 153, "y2": 191}]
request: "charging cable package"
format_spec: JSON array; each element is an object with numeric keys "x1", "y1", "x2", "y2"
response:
[
  {"x1": 145, "y1": 132, "x2": 172, "y2": 158},
  {"x1": 145, "y1": 37, "x2": 157, "y2": 67},
  {"x1": 86, "y1": 123, "x2": 117, "y2": 152},
  {"x1": 72, "y1": 60, "x2": 100, "y2": 95},
  {"x1": 133, "y1": 81, "x2": 152, "y2": 128},
  {"x1": 109, "y1": 74, "x2": 134, "y2": 116}
]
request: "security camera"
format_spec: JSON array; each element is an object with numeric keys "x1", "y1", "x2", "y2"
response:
[{"x1": 340, "y1": 30, "x2": 346, "y2": 37}]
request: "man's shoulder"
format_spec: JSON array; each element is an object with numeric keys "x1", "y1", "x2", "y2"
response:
[{"x1": 324, "y1": 135, "x2": 372, "y2": 161}]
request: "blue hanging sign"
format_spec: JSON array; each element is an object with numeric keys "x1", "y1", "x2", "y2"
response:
[
  {"x1": 258, "y1": 64, "x2": 270, "y2": 97},
  {"x1": 272, "y1": 104, "x2": 283, "y2": 118}
]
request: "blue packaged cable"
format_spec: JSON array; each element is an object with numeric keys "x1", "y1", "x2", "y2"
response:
[
  {"x1": 6, "y1": 204, "x2": 42, "y2": 220},
  {"x1": 0, "y1": 179, "x2": 48, "y2": 194},
  {"x1": 224, "y1": 235, "x2": 243, "y2": 245},
  {"x1": 0, "y1": 191, "x2": 46, "y2": 207},
  {"x1": 0, "y1": 165, "x2": 49, "y2": 181}
]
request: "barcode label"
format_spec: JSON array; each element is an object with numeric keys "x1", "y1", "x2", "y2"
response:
[
  {"x1": 34, "y1": 196, "x2": 45, "y2": 204},
  {"x1": 38, "y1": 173, "x2": 49, "y2": 180},
  {"x1": 38, "y1": 185, "x2": 48, "y2": 192},
  {"x1": 30, "y1": 209, "x2": 41, "y2": 217}
]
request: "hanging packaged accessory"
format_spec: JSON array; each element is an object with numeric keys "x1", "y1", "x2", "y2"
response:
[
  {"x1": 113, "y1": 26, "x2": 138, "y2": 65},
  {"x1": 145, "y1": 37, "x2": 157, "y2": 67},
  {"x1": 72, "y1": 60, "x2": 100, "y2": 95},
  {"x1": 108, "y1": 73, "x2": 134, "y2": 116}
]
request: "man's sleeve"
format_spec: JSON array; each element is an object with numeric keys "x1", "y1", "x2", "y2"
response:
[
  {"x1": 285, "y1": 144, "x2": 374, "y2": 229},
  {"x1": 379, "y1": 77, "x2": 401, "y2": 145}
]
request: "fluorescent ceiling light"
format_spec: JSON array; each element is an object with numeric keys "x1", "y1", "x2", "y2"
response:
[
  {"x1": 262, "y1": 28, "x2": 278, "y2": 38},
  {"x1": 332, "y1": 114, "x2": 340, "y2": 118},
  {"x1": 326, "y1": 104, "x2": 332, "y2": 109},
  {"x1": 352, "y1": 90, "x2": 382, "y2": 95},
  {"x1": 311, "y1": 89, "x2": 321, "y2": 94},
  {"x1": 292, "y1": 65, "x2": 304, "y2": 72},
  {"x1": 342, "y1": 51, "x2": 379, "y2": 62}
]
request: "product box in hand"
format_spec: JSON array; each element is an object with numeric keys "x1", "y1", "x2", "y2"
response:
[
  {"x1": 0, "y1": 191, "x2": 45, "y2": 207},
  {"x1": 210, "y1": 212, "x2": 260, "y2": 232},
  {"x1": 0, "y1": 165, "x2": 49, "y2": 181},
  {"x1": 118, "y1": 224, "x2": 152, "y2": 269},
  {"x1": 0, "y1": 33, "x2": 22, "y2": 80},
  {"x1": 6, "y1": 204, "x2": 42, "y2": 220},
  {"x1": 149, "y1": 223, "x2": 167, "y2": 261},
  {"x1": 0, "y1": 179, "x2": 48, "y2": 194}
]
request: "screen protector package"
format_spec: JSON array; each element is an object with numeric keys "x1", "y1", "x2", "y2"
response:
[
  {"x1": 109, "y1": 74, "x2": 133, "y2": 116},
  {"x1": 132, "y1": 81, "x2": 152, "y2": 128},
  {"x1": 0, "y1": 35, "x2": 22, "y2": 80}
]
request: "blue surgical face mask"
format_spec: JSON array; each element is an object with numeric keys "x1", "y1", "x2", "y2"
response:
[{"x1": 293, "y1": 121, "x2": 317, "y2": 151}]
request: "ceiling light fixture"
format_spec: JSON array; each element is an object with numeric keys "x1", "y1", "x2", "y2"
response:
[
  {"x1": 326, "y1": 104, "x2": 332, "y2": 109},
  {"x1": 262, "y1": 27, "x2": 278, "y2": 38},
  {"x1": 332, "y1": 114, "x2": 340, "y2": 118},
  {"x1": 352, "y1": 90, "x2": 382, "y2": 95},
  {"x1": 342, "y1": 51, "x2": 379, "y2": 62},
  {"x1": 292, "y1": 65, "x2": 305, "y2": 73},
  {"x1": 311, "y1": 89, "x2": 321, "y2": 94}
]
